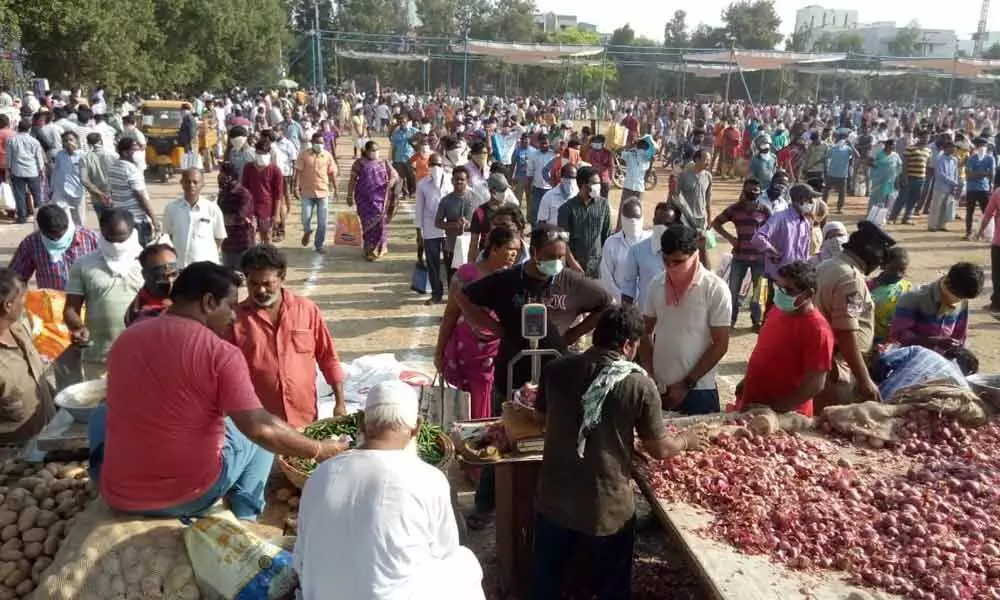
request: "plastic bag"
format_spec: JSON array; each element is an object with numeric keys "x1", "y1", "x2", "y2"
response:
[
  {"x1": 316, "y1": 354, "x2": 433, "y2": 417},
  {"x1": 410, "y1": 262, "x2": 432, "y2": 294},
  {"x1": 334, "y1": 212, "x2": 362, "y2": 246},
  {"x1": 452, "y1": 232, "x2": 472, "y2": 269},
  {"x1": 0, "y1": 182, "x2": 13, "y2": 211},
  {"x1": 866, "y1": 205, "x2": 888, "y2": 226},
  {"x1": 184, "y1": 515, "x2": 298, "y2": 600},
  {"x1": 977, "y1": 214, "x2": 996, "y2": 241},
  {"x1": 24, "y1": 289, "x2": 74, "y2": 360}
]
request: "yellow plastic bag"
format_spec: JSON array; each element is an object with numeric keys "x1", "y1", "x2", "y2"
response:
[
  {"x1": 184, "y1": 515, "x2": 298, "y2": 599},
  {"x1": 334, "y1": 212, "x2": 363, "y2": 247},
  {"x1": 23, "y1": 289, "x2": 74, "y2": 360}
]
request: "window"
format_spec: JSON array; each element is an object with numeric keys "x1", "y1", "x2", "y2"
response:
[
  {"x1": 822, "y1": 13, "x2": 827, "y2": 26},
  {"x1": 843, "y1": 14, "x2": 848, "y2": 26},
  {"x1": 811, "y1": 16, "x2": 815, "y2": 28}
]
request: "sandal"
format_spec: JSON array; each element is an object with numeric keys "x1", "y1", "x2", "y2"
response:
[{"x1": 466, "y1": 512, "x2": 494, "y2": 531}]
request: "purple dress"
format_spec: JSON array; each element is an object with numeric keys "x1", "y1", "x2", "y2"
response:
[{"x1": 355, "y1": 159, "x2": 392, "y2": 253}]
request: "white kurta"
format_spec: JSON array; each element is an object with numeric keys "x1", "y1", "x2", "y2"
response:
[
  {"x1": 294, "y1": 449, "x2": 485, "y2": 600},
  {"x1": 600, "y1": 230, "x2": 649, "y2": 302}
]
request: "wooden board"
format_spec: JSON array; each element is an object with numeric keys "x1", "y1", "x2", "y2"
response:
[{"x1": 36, "y1": 409, "x2": 90, "y2": 452}]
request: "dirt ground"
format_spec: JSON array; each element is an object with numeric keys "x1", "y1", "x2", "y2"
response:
[{"x1": 1, "y1": 133, "x2": 997, "y2": 598}]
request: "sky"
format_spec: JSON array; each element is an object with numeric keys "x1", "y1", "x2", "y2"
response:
[{"x1": 534, "y1": 0, "x2": 995, "y2": 45}]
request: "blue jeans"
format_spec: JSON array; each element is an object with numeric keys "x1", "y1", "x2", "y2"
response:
[
  {"x1": 728, "y1": 258, "x2": 763, "y2": 326},
  {"x1": 88, "y1": 405, "x2": 274, "y2": 520},
  {"x1": 890, "y1": 178, "x2": 924, "y2": 223},
  {"x1": 677, "y1": 388, "x2": 720, "y2": 415},
  {"x1": 422, "y1": 237, "x2": 447, "y2": 301},
  {"x1": 10, "y1": 176, "x2": 42, "y2": 222},
  {"x1": 531, "y1": 513, "x2": 635, "y2": 600},
  {"x1": 529, "y1": 187, "x2": 547, "y2": 226},
  {"x1": 301, "y1": 197, "x2": 329, "y2": 250}
]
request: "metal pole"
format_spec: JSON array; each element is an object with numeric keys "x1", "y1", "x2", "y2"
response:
[
  {"x1": 462, "y1": 36, "x2": 469, "y2": 99},
  {"x1": 947, "y1": 55, "x2": 957, "y2": 105},
  {"x1": 598, "y1": 46, "x2": 607, "y2": 130},
  {"x1": 314, "y1": 0, "x2": 324, "y2": 90}
]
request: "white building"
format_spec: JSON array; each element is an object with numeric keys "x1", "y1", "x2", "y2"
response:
[
  {"x1": 533, "y1": 12, "x2": 579, "y2": 34},
  {"x1": 794, "y1": 5, "x2": 859, "y2": 34},
  {"x1": 794, "y1": 5, "x2": 957, "y2": 58}
]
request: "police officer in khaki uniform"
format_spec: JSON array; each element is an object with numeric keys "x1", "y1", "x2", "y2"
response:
[{"x1": 814, "y1": 221, "x2": 896, "y2": 410}]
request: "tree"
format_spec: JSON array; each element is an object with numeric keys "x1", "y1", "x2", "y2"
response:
[
  {"x1": 13, "y1": 0, "x2": 160, "y2": 90},
  {"x1": 609, "y1": 24, "x2": 636, "y2": 47},
  {"x1": 663, "y1": 10, "x2": 689, "y2": 48},
  {"x1": 690, "y1": 24, "x2": 728, "y2": 49},
  {"x1": 984, "y1": 43, "x2": 1000, "y2": 60},
  {"x1": 812, "y1": 32, "x2": 864, "y2": 54},
  {"x1": 785, "y1": 29, "x2": 809, "y2": 52},
  {"x1": 720, "y1": 0, "x2": 783, "y2": 50},
  {"x1": 888, "y1": 24, "x2": 922, "y2": 57}
]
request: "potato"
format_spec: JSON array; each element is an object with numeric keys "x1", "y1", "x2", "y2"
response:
[
  {"x1": 15, "y1": 477, "x2": 42, "y2": 490},
  {"x1": 13, "y1": 578, "x2": 32, "y2": 596},
  {"x1": 0, "y1": 564, "x2": 15, "y2": 583},
  {"x1": 3, "y1": 492, "x2": 26, "y2": 513},
  {"x1": 177, "y1": 582, "x2": 200, "y2": 600},
  {"x1": 53, "y1": 490, "x2": 75, "y2": 505},
  {"x1": 0, "y1": 586, "x2": 13, "y2": 600},
  {"x1": 54, "y1": 499, "x2": 76, "y2": 518},
  {"x1": 42, "y1": 463, "x2": 60, "y2": 476},
  {"x1": 110, "y1": 574, "x2": 126, "y2": 594},
  {"x1": 21, "y1": 528, "x2": 45, "y2": 543},
  {"x1": 21, "y1": 542, "x2": 40, "y2": 560},
  {"x1": 16, "y1": 506, "x2": 38, "y2": 533},
  {"x1": 2, "y1": 567, "x2": 26, "y2": 588},
  {"x1": 31, "y1": 483, "x2": 49, "y2": 501},
  {"x1": 36, "y1": 468, "x2": 55, "y2": 482},
  {"x1": 0, "y1": 514, "x2": 15, "y2": 531},
  {"x1": 29, "y1": 556, "x2": 51, "y2": 583},
  {"x1": 34, "y1": 510, "x2": 56, "y2": 529},
  {"x1": 0, "y1": 551, "x2": 20, "y2": 563},
  {"x1": 47, "y1": 480, "x2": 71, "y2": 494},
  {"x1": 164, "y1": 564, "x2": 193, "y2": 592},
  {"x1": 58, "y1": 466, "x2": 86, "y2": 480},
  {"x1": 42, "y1": 534, "x2": 60, "y2": 557},
  {"x1": 140, "y1": 573, "x2": 163, "y2": 597},
  {"x1": 0, "y1": 527, "x2": 16, "y2": 545},
  {"x1": 0, "y1": 539, "x2": 20, "y2": 553}
]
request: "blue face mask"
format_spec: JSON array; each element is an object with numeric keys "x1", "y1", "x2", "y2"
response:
[
  {"x1": 536, "y1": 259, "x2": 564, "y2": 278},
  {"x1": 773, "y1": 288, "x2": 802, "y2": 313},
  {"x1": 41, "y1": 224, "x2": 75, "y2": 262}
]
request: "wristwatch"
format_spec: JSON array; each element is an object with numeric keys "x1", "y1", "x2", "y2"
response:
[{"x1": 682, "y1": 375, "x2": 698, "y2": 390}]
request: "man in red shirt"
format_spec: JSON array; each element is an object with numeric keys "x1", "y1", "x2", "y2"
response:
[
  {"x1": 736, "y1": 261, "x2": 834, "y2": 416},
  {"x1": 621, "y1": 109, "x2": 639, "y2": 145},
  {"x1": 89, "y1": 262, "x2": 347, "y2": 520},
  {"x1": 240, "y1": 138, "x2": 283, "y2": 244}
]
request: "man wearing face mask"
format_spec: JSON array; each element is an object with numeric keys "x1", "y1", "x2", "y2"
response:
[
  {"x1": 758, "y1": 171, "x2": 790, "y2": 213},
  {"x1": 241, "y1": 138, "x2": 283, "y2": 244},
  {"x1": 63, "y1": 209, "x2": 145, "y2": 373},
  {"x1": 9, "y1": 204, "x2": 99, "y2": 290},
  {"x1": 123, "y1": 243, "x2": 178, "y2": 326},
  {"x1": 815, "y1": 220, "x2": 897, "y2": 409},
  {"x1": 107, "y1": 138, "x2": 159, "y2": 246},
  {"x1": 295, "y1": 132, "x2": 337, "y2": 253},
  {"x1": 229, "y1": 244, "x2": 347, "y2": 425},
  {"x1": 558, "y1": 166, "x2": 611, "y2": 279},
  {"x1": 538, "y1": 164, "x2": 577, "y2": 226},
  {"x1": 621, "y1": 202, "x2": 682, "y2": 306},
  {"x1": 80, "y1": 132, "x2": 116, "y2": 219},
  {"x1": 600, "y1": 198, "x2": 648, "y2": 302},
  {"x1": 751, "y1": 183, "x2": 819, "y2": 312},
  {"x1": 640, "y1": 224, "x2": 732, "y2": 415},
  {"x1": 511, "y1": 133, "x2": 534, "y2": 209},
  {"x1": 389, "y1": 114, "x2": 418, "y2": 199},
  {"x1": 456, "y1": 224, "x2": 612, "y2": 529},
  {"x1": 225, "y1": 125, "x2": 255, "y2": 181},
  {"x1": 50, "y1": 131, "x2": 87, "y2": 226},
  {"x1": 586, "y1": 135, "x2": 614, "y2": 199},
  {"x1": 735, "y1": 261, "x2": 833, "y2": 416},
  {"x1": 748, "y1": 142, "x2": 776, "y2": 190},
  {"x1": 526, "y1": 137, "x2": 555, "y2": 226},
  {"x1": 415, "y1": 154, "x2": 452, "y2": 304},
  {"x1": 434, "y1": 166, "x2": 476, "y2": 282},
  {"x1": 712, "y1": 178, "x2": 771, "y2": 329},
  {"x1": 490, "y1": 119, "x2": 522, "y2": 180},
  {"x1": 467, "y1": 173, "x2": 518, "y2": 263}
]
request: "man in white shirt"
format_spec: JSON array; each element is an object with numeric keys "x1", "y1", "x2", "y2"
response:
[
  {"x1": 93, "y1": 114, "x2": 117, "y2": 151},
  {"x1": 162, "y1": 169, "x2": 226, "y2": 267},
  {"x1": 621, "y1": 135, "x2": 656, "y2": 203},
  {"x1": 537, "y1": 164, "x2": 576, "y2": 225},
  {"x1": 526, "y1": 137, "x2": 555, "y2": 226},
  {"x1": 294, "y1": 381, "x2": 484, "y2": 600},
  {"x1": 600, "y1": 197, "x2": 649, "y2": 302},
  {"x1": 640, "y1": 224, "x2": 731, "y2": 416},
  {"x1": 414, "y1": 154, "x2": 452, "y2": 304}
]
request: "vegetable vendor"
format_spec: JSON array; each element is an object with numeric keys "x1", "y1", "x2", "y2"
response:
[
  {"x1": 295, "y1": 381, "x2": 485, "y2": 600},
  {"x1": 228, "y1": 244, "x2": 347, "y2": 426},
  {"x1": 89, "y1": 262, "x2": 348, "y2": 521}
]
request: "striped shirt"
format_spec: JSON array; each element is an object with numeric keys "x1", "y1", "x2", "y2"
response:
[
  {"x1": 715, "y1": 201, "x2": 771, "y2": 263},
  {"x1": 889, "y1": 282, "x2": 968, "y2": 349},
  {"x1": 9, "y1": 229, "x2": 101, "y2": 290},
  {"x1": 107, "y1": 158, "x2": 149, "y2": 223},
  {"x1": 903, "y1": 145, "x2": 931, "y2": 179}
]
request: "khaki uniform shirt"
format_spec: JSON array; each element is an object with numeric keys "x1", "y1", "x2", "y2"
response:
[
  {"x1": 0, "y1": 323, "x2": 56, "y2": 444},
  {"x1": 815, "y1": 252, "x2": 875, "y2": 391}
]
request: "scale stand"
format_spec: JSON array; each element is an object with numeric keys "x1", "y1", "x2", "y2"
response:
[{"x1": 506, "y1": 303, "x2": 561, "y2": 402}]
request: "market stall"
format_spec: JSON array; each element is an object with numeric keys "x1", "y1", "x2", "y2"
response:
[{"x1": 633, "y1": 384, "x2": 998, "y2": 600}]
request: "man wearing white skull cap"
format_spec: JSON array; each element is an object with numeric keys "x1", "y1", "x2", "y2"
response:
[{"x1": 294, "y1": 381, "x2": 485, "y2": 600}]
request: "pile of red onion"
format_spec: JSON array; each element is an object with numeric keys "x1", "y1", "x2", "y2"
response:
[{"x1": 641, "y1": 412, "x2": 1000, "y2": 599}]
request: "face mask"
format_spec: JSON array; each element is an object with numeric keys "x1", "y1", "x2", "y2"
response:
[
  {"x1": 651, "y1": 224, "x2": 668, "y2": 244},
  {"x1": 421, "y1": 123, "x2": 431, "y2": 134},
  {"x1": 797, "y1": 201, "x2": 815, "y2": 215},
  {"x1": 773, "y1": 288, "x2": 803, "y2": 313},
  {"x1": 231, "y1": 136, "x2": 247, "y2": 150},
  {"x1": 98, "y1": 231, "x2": 142, "y2": 273},
  {"x1": 420, "y1": 145, "x2": 431, "y2": 156},
  {"x1": 621, "y1": 217, "x2": 642, "y2": 240},
  {"x1": 536, "y1": 258, "x2": 564, "y2": 278},
  {"x1": 976, "y1": 147, "x2": 987, "y2": 156},
  {"x1": 311, "y1": 143, "x2": 323, "y2": 153},
  {"x1": 254, "y1": 153, "x2": 270, "y2": 166},
  {"x1": 591, "y1": 143, "x2": 603, "y2": 150},
  {"x1": 589, "y1": 183, "x2": 602, "y2": 199},
  {"x1": 491, "y1": 191, "x2": 505, "y2": 201},
  {"x1": 41, "y1": 223, "x2": 75, "y2": 261}
]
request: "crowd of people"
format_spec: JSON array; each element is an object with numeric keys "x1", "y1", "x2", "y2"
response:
[{"x1": 0, "y1": 83, "x2": 996, "y2": 599}]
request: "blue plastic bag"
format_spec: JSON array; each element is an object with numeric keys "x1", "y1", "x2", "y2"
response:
[{"x1": 410, "y1": 262, "x2": 431, "y2": 294}]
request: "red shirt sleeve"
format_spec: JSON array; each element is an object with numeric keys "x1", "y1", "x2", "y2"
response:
[
  {"x1": 270, "y1": 167, "x2": 284, "y2": 204},
  {"x1": 801, "y1": 313, "x2": 835, "y2": 373},
  {"x1": 215, "y1": 344, "x2": 264, "y2": 414}
]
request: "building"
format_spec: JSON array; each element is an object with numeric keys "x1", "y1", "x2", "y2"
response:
[
  {"x1": 958, "y1": 31, "x2": 1000, "y2": 55},
  {"x1": 533, "y1": 12, "x2": 579, "y2": 34},
  {"x1": 794, "y1": 5, "x2": 859, "y2": 34},
  {"x1": 794, "y1": 5, "x2": 957, "y2": 58}
]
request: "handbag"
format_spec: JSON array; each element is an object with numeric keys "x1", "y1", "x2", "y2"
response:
[
  {"x1": 181, "y1": 151, "x2": 203, "y2": 170},
  {"x1": 419, "y1": 373, "x2": 471, "y2": 427},
  {"x1": 410, "y1": 262, "x2": 432, "y2": 294},
  {"x1": 0, "y1": 182, "x2": 13, "y2": 211}
]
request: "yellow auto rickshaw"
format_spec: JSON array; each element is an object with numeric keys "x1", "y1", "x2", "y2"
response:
[{"x1": 140, "y1": 100, "x2": 186, "y2": 182}]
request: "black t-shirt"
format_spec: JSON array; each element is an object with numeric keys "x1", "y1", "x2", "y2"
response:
[{"x1": 463, "y1": 264, "x2": 612, "y2": 398}]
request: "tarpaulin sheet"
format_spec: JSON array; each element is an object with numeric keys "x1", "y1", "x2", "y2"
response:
[
  {"x1": 454, "y1": 39, "x2": 604, "y2": 61},
  {"x1": 683, "y1": 50, "x2": 846, "y2": 69}
]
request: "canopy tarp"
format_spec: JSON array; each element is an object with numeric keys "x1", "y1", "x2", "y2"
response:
[
  {"x1": 338, "y1": 49, "x2": 428, "y2": 62},
  {"x1": 657, "y1": 63, "x2": 758, "y2": 77},
  {"x1": 790, "y1": 66, "x2": 910, "y2": 77},
  {"x1": 683, "y1": 50, "x2": 846, "y2": 70},
  {"x1": 453, "y1": 39, "x2": 604, "y2": 61},
  {"x1": 881, "y1": 57, "x2": 1000, "y2": 78}
]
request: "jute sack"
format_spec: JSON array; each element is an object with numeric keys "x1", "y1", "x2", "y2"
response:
[{"x1": 34, "y1": 498, "x2": 200, "y2": 600}]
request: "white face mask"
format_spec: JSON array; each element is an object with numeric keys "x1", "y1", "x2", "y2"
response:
[
  {"x1": 254, "y1": 153, "x2": 270, "y2": 166},
  {"x1": 589, "y1": 183, "x2": 602, "y2": 199},
  {"x1": 976, "y1": 147, "x2": 987, "y2": 156},
  {"x1": 799, "y1": 201, "x2": 816, "y2": 215},
  {"x1": 231, "y1": 136, "x2": 247, "y2": 150},
  {"x1": 651, "y1": 224, "x2": 668, "y2": 245},
  {"x1": 591, "y1": 143, "x2": 603, "y2": 150},
  {"x1": 421, "y1": 123, "x2": 431, "y2": 134},
  {"x1": 420, "y1": 145, "x2": 430, "y2": 156},
  {"x1": 621, "y1": 216, "x2": 643, "y2": 240}
]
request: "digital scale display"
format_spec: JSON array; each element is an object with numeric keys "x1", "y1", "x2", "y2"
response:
[{"x1": 521, "y1": 303, "x2": 548, "y2": 339}]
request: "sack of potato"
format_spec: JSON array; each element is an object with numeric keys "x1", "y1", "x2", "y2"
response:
[{"x1": 0, "y1": 459, "x2": 93, "y2": 599}]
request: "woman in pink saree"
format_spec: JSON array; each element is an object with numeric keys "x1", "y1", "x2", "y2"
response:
[
  {"x1": 347, "y1": 141, "x2": 399, "y2": 261},
  {"x1": 434, "y1": 226, "x2": 523, "y2": 418}
]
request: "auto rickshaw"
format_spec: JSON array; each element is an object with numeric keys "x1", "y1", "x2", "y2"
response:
[{"x1": 140, "y1": 100, "x2": 186, "y2": 182}]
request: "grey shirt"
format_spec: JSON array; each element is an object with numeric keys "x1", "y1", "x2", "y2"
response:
[
  {"x1": 5, "y1": 133, "x2": 45, "y2": 178},
  {"x1": 434, "y1": 190, "x2": 475, "y2": 252},
  {"x1": 676, "y1": 169, "x2": 712, "y2": 229}
]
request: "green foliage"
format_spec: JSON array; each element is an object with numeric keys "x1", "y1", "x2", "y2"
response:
[
  {"x1": 720, "y1": 0, "x2": 783, "y2": 50},
  {"x1": 811, "y1": 32, "x2": 864, "y2": 54},
  {"x1": 888, "y1": 25, "x2": 922, "y2": 57},
  {"x1": 664, "y1": 11, "x2": 689, "y2": 48},
  {"x1": 984, "y1": 43, "x2": 1000, "y2": 60}
]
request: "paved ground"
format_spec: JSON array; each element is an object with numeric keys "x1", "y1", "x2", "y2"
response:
[{"x1": 2, "y1": 139, "x2": 998, "y2": 598}]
